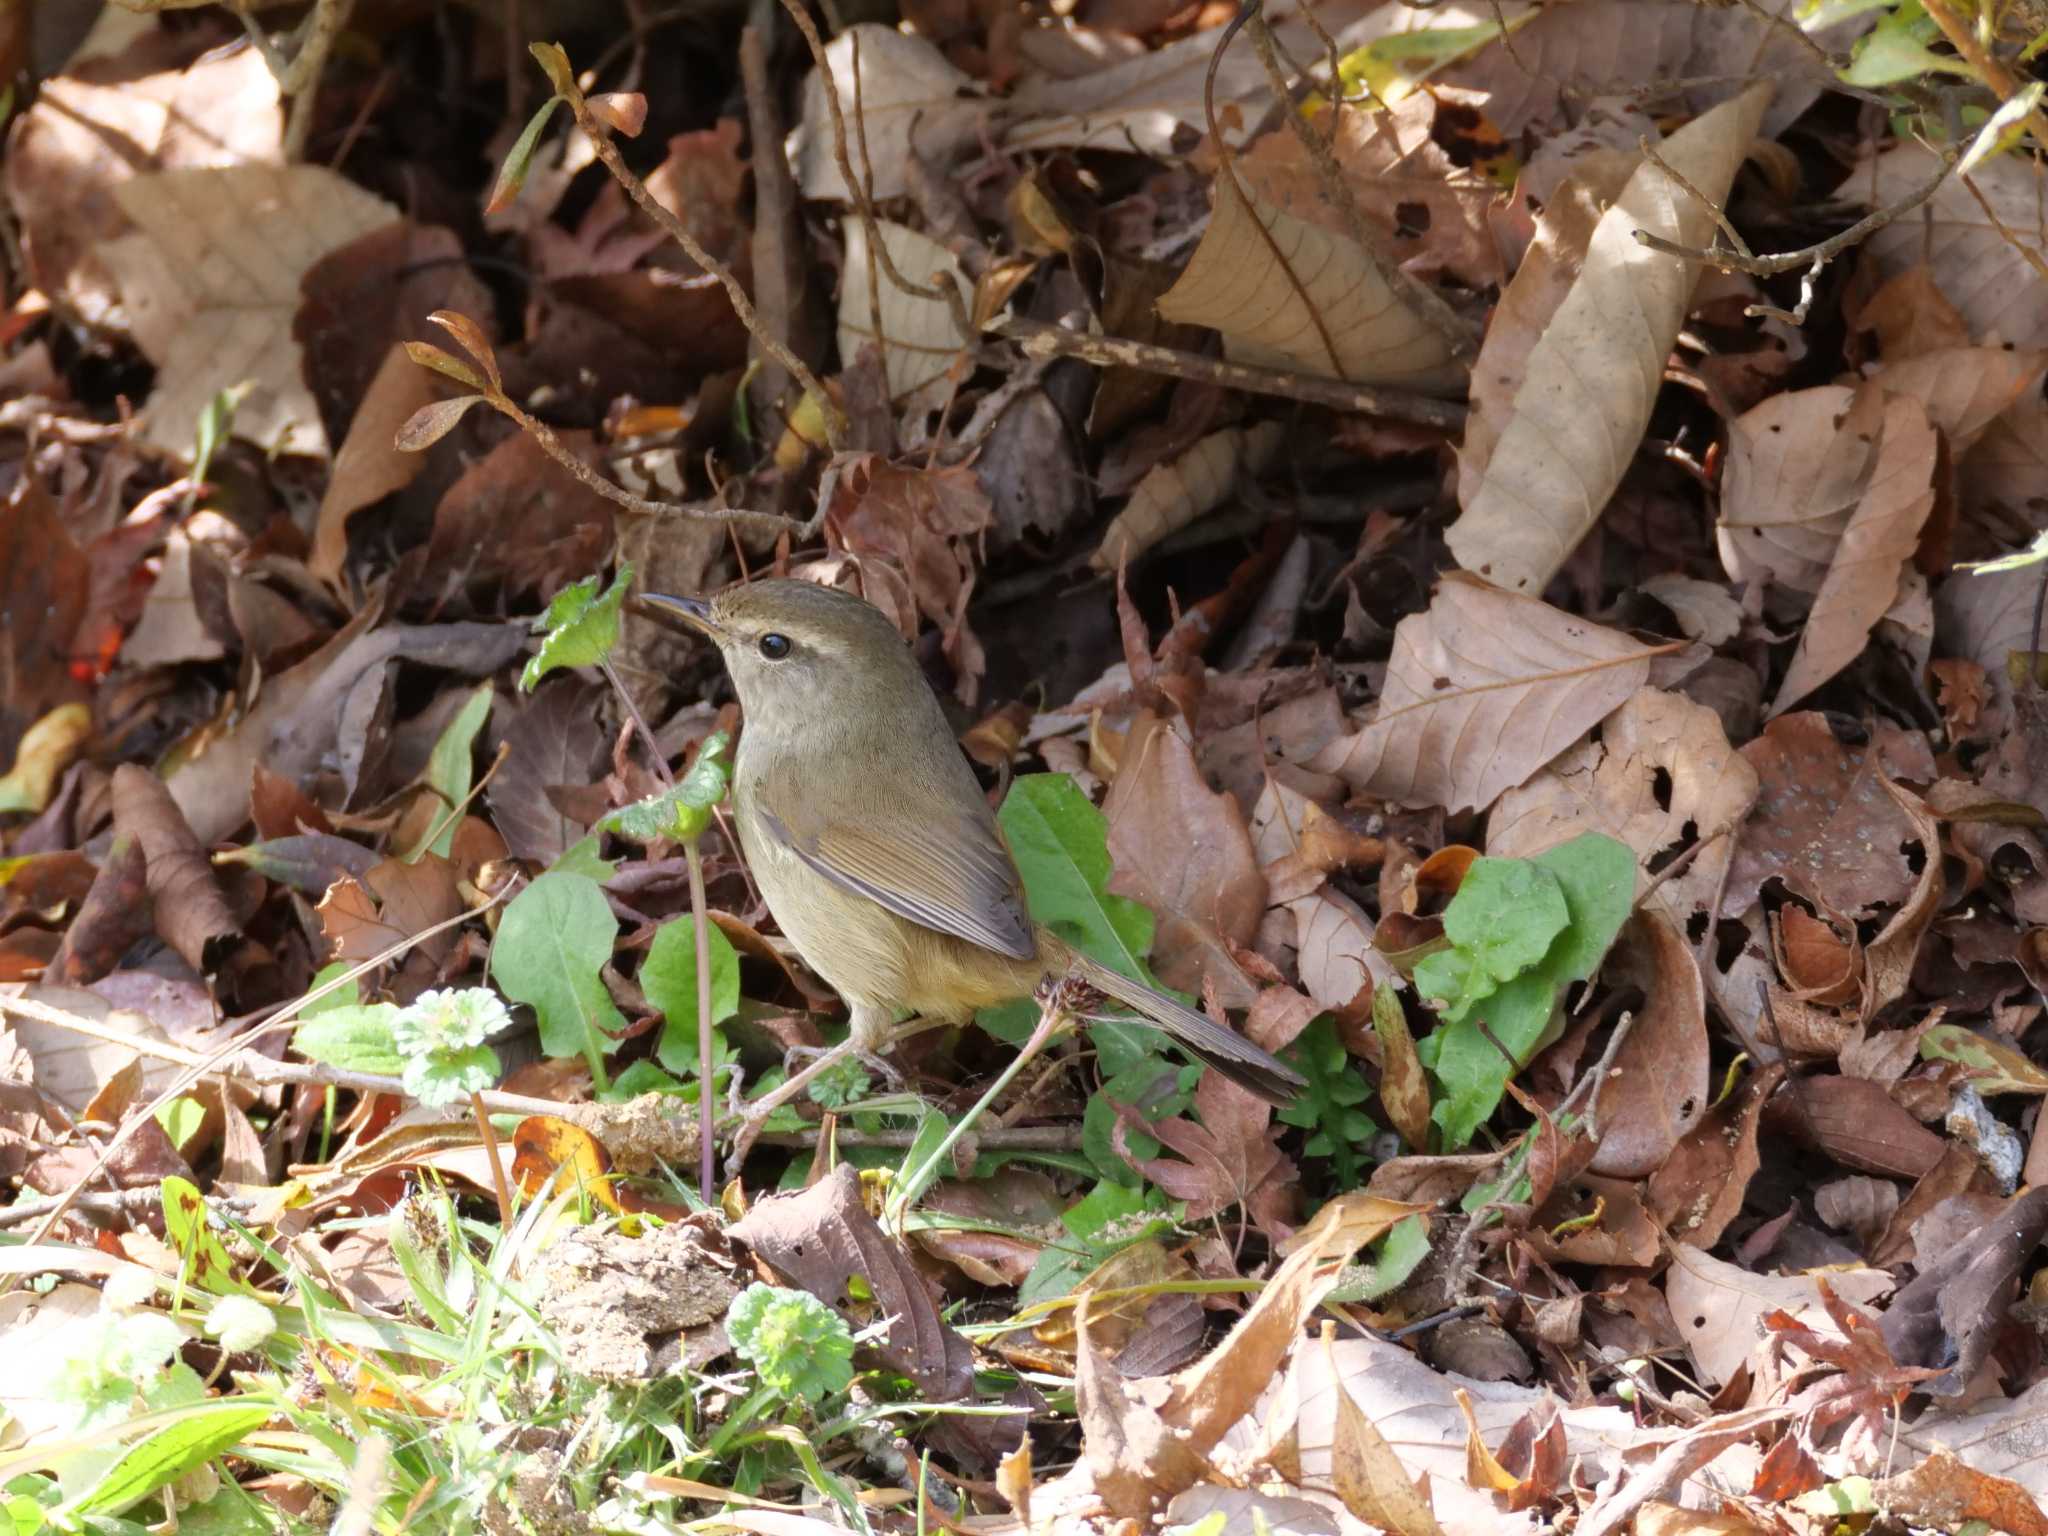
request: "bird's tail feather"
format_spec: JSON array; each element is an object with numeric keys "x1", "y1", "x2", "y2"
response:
[{"x1": 1057, "y1": 947, "x2": 1307, "y2": 1105}]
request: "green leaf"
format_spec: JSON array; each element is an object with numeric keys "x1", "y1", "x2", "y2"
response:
[
  {"x1": 1084, "y1": 1056, "x2": 1192, "y2": 1184},
  {"x1": 1421, "y1": 833, "x2": 1634, "y2": 1148},
  {"x1": 160, "y1": 1177, "x2": 257, "y2": 1298},
  {"x1": 404, "y1": 1044, "x2": 500, "y2": 1108},
  {"x1": 154, "y1": 1097, "x2": 205, "y2": 1151},
  {"x1": 519, "y1": 563, "x2": 633, "y2": 692},
  {"x1": 408, "y1": 683, "x2": 493, "y2": 859},
  {"x1": 605, "y1": 1058, "x2": 688, "y2": 1099},
  {"x1": 548, "y1": 834, "x2": 619, "y2": 881},
  {"x1": 991, "y1": 772, "x2": 1168, "y2": 1076},
  {"x1": 488, "y1": 95, "x2": 563, "y2": 214},
  {"x1": 1278, "y1": 1016, "x2": 1376, "y2": 1184},
  {"x1": 290, "y1": 1003, "x2": 404, "y2": 1077},
  {"x1": 491, "y1": 871, "x2": 626, "y2": 1082},
  {"x1": 726, "y1": 1284, "x2": 855, "y2": 1404},
  {"x1": 1919, "y1": 1023, "x2": 2048, "y2": 1095},
  {"x1": 1328, "y1": 1213, "x2": 1431, "y2": 1304},
  {"x1": 302, "y1": 961, "x2": 359, "y2": 1013},
  {"x1": 1413, "y1": 858, "x2": 1569, "y2": 1021},
  {"x1": 64, "y1": 1402, "x2": 270, "y2": 1518},
  {"x1": 643, "y1": 916, "x2": 739, "y2": 1075},
  {"x1": 602, "y1": 738, "x2": 731, "y2": 846}
]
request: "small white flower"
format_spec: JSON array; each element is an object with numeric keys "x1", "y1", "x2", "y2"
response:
[
  {"x1": 204, "y1": 1294, "x2": 276, "y2": 1353},
  {"x1": 101, "y1": 1266, "x2": 159, "y2": 1313},
  {"x1": 394, "y1": 987, "x2": 513, "y2": 1054}
]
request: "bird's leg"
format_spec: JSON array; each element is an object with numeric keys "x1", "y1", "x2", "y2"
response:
[{"x1": 726, "y1": 1003, "x2": 923, "y2": 1175}]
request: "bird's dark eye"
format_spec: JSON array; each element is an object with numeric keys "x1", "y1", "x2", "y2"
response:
[{"x1": 758, "y1": 632, "x2": 791, "y2": 660}]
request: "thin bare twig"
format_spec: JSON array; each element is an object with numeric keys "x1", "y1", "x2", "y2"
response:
[
  {"x1": 551, "y1": 61, "x2": 848, "y2": 450},
  {"x1": 1639, "y1": 136, "x2": 1754, "y2": 259},
  {"x1": 988, "y1": 315, "x2": 1467, "y2": 428},
  {"x1": 1633, "y1": 149, "x2": 1960, "y2": 278}
]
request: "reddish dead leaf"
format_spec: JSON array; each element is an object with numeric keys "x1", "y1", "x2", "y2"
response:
[
  {"x1": 0, "y1": 478, "x2": 89, "y2": 760},
  {"x1": 1647, "y1": 1061, "x2": 1783, "y2": 1250},
  {"x1": 1871, "y1": 1446, "x2": 2048, "y2": 1536},
  {"x1": 1111, "y1": 1070, "x2": 1295, "y2": 1226},
  {"x1": 1585, "y1": 910, "x2": 1708, "y2": 1177},
  {"x1": 1766, "y1": 1074, "x2": 1946, "y2": 1179},
  {"x1": 111, "y1": 764, "x2": 237, "y2": 974},
  {"x1": 1104, "y1": 712, "x2": 1264, "y2": 1000}
]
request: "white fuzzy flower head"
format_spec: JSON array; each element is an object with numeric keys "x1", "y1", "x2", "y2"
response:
[
  {"x1": 101, "y1": 1266, "x2": 159, "y2": 1313},
  {"x1": 393, "y1": 987, "x2": 512, "y2": 1055},
  {"x1": 204, "y1": 1293, "x2": 276, "y2": 1353}
]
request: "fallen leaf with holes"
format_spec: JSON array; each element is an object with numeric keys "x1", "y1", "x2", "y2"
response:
[{"x1": 1664, "y1": 1244, "x2": 1892, "y2": 1389}]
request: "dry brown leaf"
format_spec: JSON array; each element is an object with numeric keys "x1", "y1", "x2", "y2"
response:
[
  {"x1": 1646, "y1": 1062, "x2": 1781, "y2": 1250},
  {"x1": 1725, "y1": 712, "x2": 1937, "y2": 918},
  {"x1": 1330, "y1": 1350, "x2": 1444, "y2": 1535},
  {"x1": 1490, "y1": 687, "x2": 1757, "y2": 936},
  {"x1": 1640, "y1": 573, "x2": 1743, "y2": 646},
  {"x1": 1871, "y1": 345, "x2": 2048, "y2": 452},
  {"x1": 1863, "y1": 141, "x2": 2048, "y2": 348},
  {"x1": 1092, "y1": 422, "x2": 1282, "y2": 572},
  {"x1": 1156, "y1": 175, "x2": 1461, "y2": 391},
  {"x1": 1235, "y1": 91, "x2": 1503, "y2": 289},
  {"x1": 112, "y1": 764, "x2": 236, "y2": 974},
  {"x1": 312, "y1": 345, "x2": 440, "y2": 586},
  {"x1": 1446, "y1": 83, "x2": 1772, "y2": 593},
  {"x1": 1584, "y1": 911, "x2": 1708, "y2": 1177},
  {"x1": 1869, "y1": 1447, "x2": 2048, "y2": 1536},
  {"x1": 1936, "y1": 562, "x2": 2043, "y2": 733},
  {"x1": 1769, "y1": 391, "x2": 1938, "y2": 714},
  {"x1": 1313, "y1": 572, "x2": 1661, "y2": 813},
  {"x1": 97, "y1": 164, "x2": 400, "y2": 457},
  {"x1": 1854, "y1": 265, "x2": 1973, "y2": 360},
  {"x1": 837, "y1": 218, "x2": 970, "y2": 400},
  {"x1": 789, "y1": 24, "x2": 983, "y2": 203},
  {"x1": 1718, "y1": 383, "x2": 1870, "y2": 592},
  {"x1": 1105, "y1": 714, "x2": 1265, "y2": 1000}
]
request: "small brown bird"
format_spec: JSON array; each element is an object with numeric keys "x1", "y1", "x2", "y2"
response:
[{"x1": 639, "y1": 579, "x2": 1305, "y2": 1104}]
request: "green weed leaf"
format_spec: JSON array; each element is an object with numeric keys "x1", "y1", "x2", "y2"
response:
[
  {"x1": 643, "y1": 917, "x2": 739, "y2": 1075},
  {"x1": 726, "y1": 1284, "x2": 855, "y2": 1404},
  {"x1": 491, "y1": 870, "x2": 626, "y2": 1082},
  {"x1": 408, "y1": 683, "x2": 493, "y2": 859},
  {"x1": 290, "y1": 1003, "x2": 404, "y2": 1077},
  {"x1": 1413, "y1": 857, "x2": 1568, "y2": 1020},
  {"x1": 520, "y1": 564, "x2": 633, "y2": 692},
  {"x1": 1278, "y1": 1015, "x2": 1377, "y2": 1183}
]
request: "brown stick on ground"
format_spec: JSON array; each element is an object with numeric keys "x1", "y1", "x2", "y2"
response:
[{"x1": 741, "y1": 7, "x2": 823, "y2": 450}]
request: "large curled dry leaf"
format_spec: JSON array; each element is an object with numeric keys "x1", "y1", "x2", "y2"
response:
[
  {"x1": 1092, "y1": 422, "x2": 1282, "y2": 571},
  {"x1": 97, "y1": 164, "x2": 400, "y2": 457},
  {"x1": 838, "y1": 218, "x2": 970, "y2": 400},
  {"x1": 787, "y1": 24, "x2": 983, "y2": 203},
  {"x1": 1156, "y1": 174, "x2": 1462, "y2": 392},
  {"x1": 1311, "y1": 573, "x2": 1661, "y2": 813},
  {"x1": 1768, "y1": 390, "x2": 1938, "y2": 715},
  {"x1": 1446, "y1": 82, "x2": 1771, "y2": 593}
]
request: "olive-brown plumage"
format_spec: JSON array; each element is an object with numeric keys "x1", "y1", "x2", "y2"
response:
[{"x1": 641, "y1": 579, "x2": 1305, "y2": 1103}]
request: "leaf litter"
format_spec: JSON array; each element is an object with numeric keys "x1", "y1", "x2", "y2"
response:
[{"x1": 6, "y1": 2, "x2": 2048, "y2": 1532}]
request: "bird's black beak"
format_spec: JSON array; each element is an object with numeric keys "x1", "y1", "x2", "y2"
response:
[{"x1": 632, "y1": 592, "x2": 721, "y2": 638}]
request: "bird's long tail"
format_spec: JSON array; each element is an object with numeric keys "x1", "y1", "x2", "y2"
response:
[{"x1": 1053, "y1": 945, "x2": 1307, "y2": 1105}]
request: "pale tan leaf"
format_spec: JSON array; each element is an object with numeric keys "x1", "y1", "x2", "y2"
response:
[
  {"x1": 1717, "y1": 383, "x2": 1869, "y2": 593},
  {"x1": 1665, "y1": 1245, "x2": 1890, "y2": 1388},
  {"x1": 1871, "y1": 345, "x2": 2048, "y2": 452},
  {"x1": 1446, "y1": 83, "x2": 1772, "y2": 593},
  {"x1": 1640, "y1": 573, "x2": 1743, "y2": 646},
  {"x1": 1311, "y1": 572, "x2": 1660, "y2": 813},
  {"x1": 1490, "y1": 688, "x2": 1757, "y2": 935},
  {"x1": 1156, "y1": 176, "x2": 1461, "y2": 391},
  {"x1": 1091, "y1": 423, "x2": 1283, "y2": 572},
  {"x1": 1960, "y1": 397, "x2": 2048, "y2": 545},
  {"x1": 1936, "y1": 562, "x2": 2043, "y2": 728},
  {"x1": 4, "y1": 46, "x2": 280, "y2": 327},
  {"x1": 1770, "y1": 391, "x2": 1938, "y2": 715},
  {"x1": 788, "y1": 25, "x2": 983, "y2": 203},
  {"x1": 837, "y1": 218, "x2": 970, "y2": 400},
  {"x1": 1332, "y1": 1368, "x2": 1444, "y2": 1536},
  {"x1": 1863, "y1": 141, "x2": 2048, "y2": 348},
  {"x1": 97, "y1": 164, "x2": 400, "y2": 458}
]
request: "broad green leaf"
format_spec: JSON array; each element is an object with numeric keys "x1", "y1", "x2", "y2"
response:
[
  {"x1": 1920, "y1": 1023, "x2": 2048, "y2": 1095},
  {"x1": 1422, "y1": 834, "x2": 1634, "y2": 1147},
  {"x1": 1413, "y1": 857, "x2": 1569, "y2": 1021},
  {"x1": 65, "y1": 1402, "x2": 270, "y2": 1518},
  {"x1": 548, "y1": 834, "x2": 619, "y2": 881},
  {"x1": 605, "y1": 1058, "x2": 688, "y2": 1099},
  {"x1": 643, "y1": 916, "x2": 739, "y2": 1075},
  {"x1": 290, "y1": 1003, "x2": 403, "y2": 1077},
  {"x1": 519, "y1": 563, "x2": 633, "y2": 692},
  {"x1": 991, "y1": 772, "x2": 1165, "y2": 1075},
  {"x1": 160, "y1": 1178, "x2": 257, "y2": 1298},
  {"x1": 408, "y1": 683, "x2": 493, "y2": 859},
  {"x1": 154, "y1": 1097, "x2": 205, "y2": 1151},
  {"x1": 491, "y1": 871, "x2": 626, "y2": 1080},
  {"x1": 603, "y1": 738, "x2": 730, "y2": 846},
  {"x1": 1329, "y1": 1214, "x2": 1431, "y2": 1303},
  {"x1": 1083, "y1": 1057, "x2": 1192, "y2": 1185},
  {"x1": 302, "y1": 961, "x2": 359, "y2": 1013}
]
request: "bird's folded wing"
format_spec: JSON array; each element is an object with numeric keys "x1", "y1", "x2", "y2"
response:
[{"x1": 753, "y1": 802, "x2": 1037, "y2": 961}]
